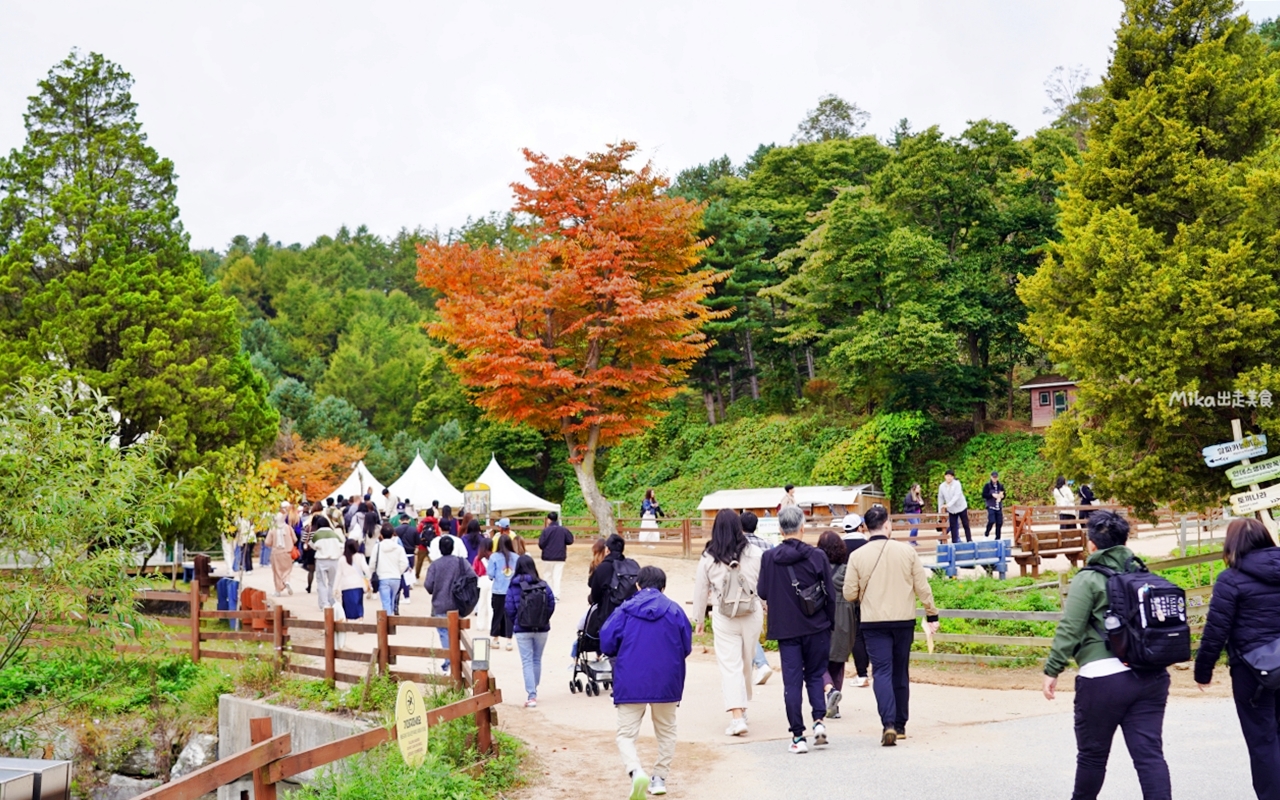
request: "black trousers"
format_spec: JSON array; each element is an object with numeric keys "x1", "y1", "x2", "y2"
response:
[
  {"x1": 1060, "y1": 512, "x2": 1078, "y2": 531},
  {"x1": 1232, "y1": 663, "x2": 1280, "y2": 800},
  {"x1": 864, "y1": 625, "x2": 914, "y2": 730},
  {"x1": 948, "y1": 511, "x2": 972, "y2": 543},
  {"x1": 1072, "y1": 669, "x2": 1171, "y2": 800},
  {"x1": 491, "y1": 591, "x2": 512, "y2": 639},
  {"x1": 778, "y1": 631, "x2": 830, "y2": 737},
  {"x1": 852, "y1": 623, "x2": 870, "y2": 678},
  {"x1": 984, "y1": 508, "x2": 1004, "y2": 539}
]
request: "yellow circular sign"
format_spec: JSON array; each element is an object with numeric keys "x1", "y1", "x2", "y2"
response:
[{"x1": 395, "y1": 681, "x2": 430, "y2": 768}]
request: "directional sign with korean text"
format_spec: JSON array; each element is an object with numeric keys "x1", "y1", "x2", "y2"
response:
[
  {"x1": 1227, "y1": 454, "x2": 1280, "y2": 488},
  {"x1": 1230, "y1": 484, "x2": 1280, "y2": 516},
  {"x1": 1203, "y1": 434, "x2": 1268, "y2": 468}
]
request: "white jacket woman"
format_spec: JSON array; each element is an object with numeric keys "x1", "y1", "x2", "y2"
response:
[{"x1": 370, "y1": 528, "x2": 410, "y2": 614}]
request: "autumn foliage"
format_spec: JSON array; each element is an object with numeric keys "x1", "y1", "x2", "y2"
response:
[
  {"x1": 417, "y1": 142, "x2": 723, "y2": 532},
  {"x1": 264, "y1": 433, "x2": 366, "y2": 501}
]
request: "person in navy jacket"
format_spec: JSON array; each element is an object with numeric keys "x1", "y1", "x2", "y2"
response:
[
  {"x1": 1196, "y1": 518, "x2": 1280, "y2": 800},
  {"x1": 600, "y1": 566, "x2": 692, "y2": 799}
]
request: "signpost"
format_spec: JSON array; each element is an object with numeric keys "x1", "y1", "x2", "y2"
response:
[
  {"x1": 463, "y1": 482, "x2": 492, "y2": 523},
  {"x1": 1230, "y1": 484, "x2": 1280, "y2": 516},
  {"x1": 395, "y1": 681, "x2": 430, "y2": 768},
  {"x1": 1220, "y1": 420, "x2": 1280, "y2": 537},
  {"x1": 1203, "y1": 434, "x2": 1268, "y2": 467},
  {"x1": 1226, "y1": 455, "x2": 1280, "y2": 488}
]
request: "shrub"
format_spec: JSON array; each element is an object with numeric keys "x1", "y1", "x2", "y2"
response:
[{"x1": 810, "y1": 411, "x2": 938, "y2": 499}]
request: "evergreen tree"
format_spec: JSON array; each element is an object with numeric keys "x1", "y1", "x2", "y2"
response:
[
  {"x1": 0, "y1": 51, "x2": 277, "y2": 470},
  {"x1": 1020, "y1": 0, "x2": 1280, "y2": 512}
]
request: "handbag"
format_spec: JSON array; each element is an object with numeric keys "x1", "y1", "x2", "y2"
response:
[
  {"x1": 369, "y1": 543, "x2": 381, "y2": 592},
  {"x1": 787, "y1": 565, "x2": 827, "y2": 617},
  {"x1": 1242, "y1": 635, "x2": 1280, "y2": 695},
  {"x1": 291, "y1": 545, "x2": 301, "y2": 561}
]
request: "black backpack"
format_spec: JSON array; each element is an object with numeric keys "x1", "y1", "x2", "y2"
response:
[
  {"x1": 451, "y1": 561, "x2": 480, "y2": 617},
  {"x1": 1085, "y1": 555, "x2": 1190, "y2": 670},
  {"x1": 516, "y1": 580, "x2": 552, "y2": 629},
  {"x1": 608, "y1": 558, "x2": 641, "y2": 608}
]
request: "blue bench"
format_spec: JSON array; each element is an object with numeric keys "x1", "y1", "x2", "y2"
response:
[{"x1": 925, "y1": 540, "x2": 1011, "y2": 579}]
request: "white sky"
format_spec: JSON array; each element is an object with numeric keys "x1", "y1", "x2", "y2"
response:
[{"x1": 1, "y1": 1, "x2": 1275, "y2": 251}]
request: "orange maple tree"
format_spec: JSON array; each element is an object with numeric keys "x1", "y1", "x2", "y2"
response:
[
  {"x1": 417, "y1": 142, "x2": 723, "y2": 535},
  {"x1": 264, "y1": 433, "x2": 365, "y2": 502}
]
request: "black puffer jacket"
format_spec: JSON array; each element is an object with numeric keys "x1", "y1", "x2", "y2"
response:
[{"x1": 1194, "y1": 546, "x2": 1280, "y2": 684}]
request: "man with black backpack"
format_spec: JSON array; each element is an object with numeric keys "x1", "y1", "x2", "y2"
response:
[
  {"x1": 588, "y1": 534, "x2": 640, "y2": 633},
  {"x1": 1043, "y1": 510, "x2": 1181, "y2": 800},
  {"x1": 756, "y1": 505, "x2": 837, "y2": 754},
  {"x1": 424, "y1": 536, "x2": 477, "y2": 675}
]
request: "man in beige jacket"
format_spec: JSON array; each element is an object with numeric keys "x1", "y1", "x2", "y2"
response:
[{"x1": 843, "y1": 505, "x2": 940, "y2": 746}]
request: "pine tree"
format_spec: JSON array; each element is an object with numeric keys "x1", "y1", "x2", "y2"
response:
[{"x1": 0, "y1": 51, "x2": 277, "y2": 470}]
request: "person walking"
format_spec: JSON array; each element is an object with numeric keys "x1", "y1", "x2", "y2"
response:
[
  {"x1": 1042, "y1": 510, "x2": 1172, "y2": 800},
  {"x1": 903, "y1": 484, "x2": 924, "y2": 544},
  {"x1": 692, "y1": 508, "x2": 764, "y2": 736},
  {"x1": 844, "y1": 505, "x2": 940, "y2": 746},
  {"x1": 640, "y1": 489, "x2": 662, "y2": 543},
  {"x1": 537, "y1": 511, "x2": 574, "y2": 599},
  {"x1": 266, "y1": 503, "x2": 295, "y2": 597},
  {"x1": 334, "y1": 539, "x2": 368, "y2": 650},
  {"x1": 601, "y1": 566, "x2": 691, "y2": 799},
  {"x1": 488, "y1": 533, "x2": 519, "y2": 651},
  {"x1": 836, "y1": 515, "x2": 871, "y2": 688},
  {"x1": 309, "y1": 515, "x2": 344, "y2": 611},
  {"x1": 395, "y1": 512, "x2": 419, "y2": 604},
  {"x1": 1196, "y1": 518, "x2": 1280, "y2": 800},
  {"x1": 370, "y1": 523, "x2": 410, "y2": 614},
  {"x1": 937, "y1": 470, "x2": 971, "y2": 544},
  {"x1": 506, "y1": 555, "x2": 556, "y2": 708},
  {"x1": 588, "y1": 534, "x2": 640, "y2": 632},
  {"x1": 472, "y1": 535, "x2": 494, "y2": 631},
  {"x1": 438, "y1": 504, "x2": 459, "y2": 538},
  {"x1": 740, "y1": 511, "x2": 775, "y2": 685},
  {"x1": 982, "y1": 471, "x2": 1005, "y2": 539},
  {"x1": 1053, "y1": 476, "x2": 1078, "y2": 531},
  {"x1": 757, "y1": 505, "x2": 836, "y2": 754},
  {"x1": 817, "y1": 531, "x2": 853, "y2": 718},
  {"x1": 416, "y1": 509, "x2": 438, "y2": 579},
  {"x1": 462, "y1": 518, "x2": 484, "y2": 563},
  {"x1": 424, "y1": 536, "x2": 476, "y2": 674}
]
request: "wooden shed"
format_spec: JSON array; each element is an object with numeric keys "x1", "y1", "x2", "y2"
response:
[
  {"x1": 696, "y1": 484, "x2": 876, "y2": 530},
  {"x1": 1021, "y1": 374, "x2": 1078, "y2": 428}
]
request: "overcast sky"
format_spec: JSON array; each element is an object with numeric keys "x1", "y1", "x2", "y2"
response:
[{"x1": 2, "y1": 1, "x2": 1277, "y2": 251}]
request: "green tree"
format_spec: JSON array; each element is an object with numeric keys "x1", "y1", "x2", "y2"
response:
[
  {"x1": 1020, "y1": 0, "x2": 1280, "y2": 513},
  {"x1": 793, "y1": 94, "x2": 871, "y2": 143},
  {"x1": 0, "y1": 51, "x2": 277, "y2": 471},
  {"x1": 299, "y1": 395, "x2": 373, "y2": 445}
]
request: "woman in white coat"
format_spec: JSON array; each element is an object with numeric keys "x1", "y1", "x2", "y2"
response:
[
  {"x1": 692, "y1": 508, "x2": 764, "y2": 737},
  {"x1": 370, "y1": 522, "x2": 410, "y2": 614},
  {"x1": 1052, "y1": 475, "x2": 1077, "y2": 531}
]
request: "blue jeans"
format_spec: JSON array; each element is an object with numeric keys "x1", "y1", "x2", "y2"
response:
[
  {"x1": 753, "y1": 642, "x2": 768, "y2": 670},
  {"x1": 377, "y1": 580, "x2": 398, "y2": 614},
  {"x1": 259, "y1": 544, "x2": 271, "y2": 566},
  {"x1": 438, "y1": 627, "x2": 451, "y2": 672},
  {"x1": 516, "y1": 630, "x2": 550, "y2": 700}
]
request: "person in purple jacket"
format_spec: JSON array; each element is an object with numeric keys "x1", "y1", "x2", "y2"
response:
[{"x1": 600, "y1": 566, "x2": 692, "y2": 799}]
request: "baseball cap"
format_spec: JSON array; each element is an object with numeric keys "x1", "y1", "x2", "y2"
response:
[
  {"x1": 497, "y1": 518, "x2": 511, "y2": 529},
  {"x1": 841, "y1": 513, "x2": 863, "y2": 532}
]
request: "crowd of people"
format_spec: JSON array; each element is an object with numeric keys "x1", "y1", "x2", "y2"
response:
[{"x1": 231, "y1": 484, "x2": 1280, "y2": 800}]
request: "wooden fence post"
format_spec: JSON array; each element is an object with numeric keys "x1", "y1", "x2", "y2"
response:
[
  {"x1": 376, "y1": 610, "x2": 389, "y2": 674},
  {"x1": 323, "y1": 606, "x2": 336, "y2": 685},
  {"x1": 681, "y1": 519, "x2": 692, "y2": 559},
  {"x1": 273, "y1": 606, "x2": 287, "y2": 670},
  {"x1": 189, "y1": 579, "x2": 201, "y2": 664},
  {"x1": 448, "y1": 611, "x2": 463, "y2": 689},
  {"x1": 473, "y1": 668, "x2": 492, "y2": 754},
  {"x1": 249, "y1": 717, "x2": 279, "y2": 800}
]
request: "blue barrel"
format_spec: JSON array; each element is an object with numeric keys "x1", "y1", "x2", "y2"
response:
[{"x1": 182, "y1": 562, "x2": 195, "y2": 583}]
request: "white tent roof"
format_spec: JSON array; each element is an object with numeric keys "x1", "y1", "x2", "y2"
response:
[
  {"x1": 697, "y1": 485, "x2": 873, "y2": 512},
  {"x1": 325, "y1": 460, "x2": 386, "y2": 503},
  {"x1": 388, "y1": 454, "x2": 464, "y2": 509},
  {"x1": 473, "y1": 455, "x2": 560, "y2": 517}
]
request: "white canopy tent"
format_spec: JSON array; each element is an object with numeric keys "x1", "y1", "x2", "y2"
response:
[
  {"x1": 387, "y1": 454, "x2": 464, "y2": 510},
  {"x1": 324, "y1": 460, "x2": 386, "y2": 503},
  {"x1": 473, "y1": 455, "x2": 560, "y2": 517}
]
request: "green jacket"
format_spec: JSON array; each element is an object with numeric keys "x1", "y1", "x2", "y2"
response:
[{"x1": 1044, "y1": 545, "x2": 1135, "y2": 677}]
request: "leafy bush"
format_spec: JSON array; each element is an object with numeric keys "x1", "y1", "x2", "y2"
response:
[
  {"x1": 0, "y1": 651, "x2": 216, "y2": 715},
  {"x1": 293, "y1": 746, "x2": 488, "y2": 800},
  {"x1": 810, "y1": 411, "x2": 938, "y2": 499},
  {"x1": 925, "y1": 432, "x2": 1052, "y2": 506}
]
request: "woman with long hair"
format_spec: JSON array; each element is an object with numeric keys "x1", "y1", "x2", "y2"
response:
[
  {"x1": 334, "y1": 538, "x2": 369, "y2": 649},
  {"x1": 362, "y1": 508, "x2": 380, "y2": 554},
  {"x1": 439, "y1": 504, "x2": 458, "y2": 537},
  {"x1": 472, "y1": 534, "x2": 494, "y2": 630},
  {"x1": 462, "y1": 517, "x2": 483, "y2": 563},
  {"x1": 818, "y1": 530, "x2": 854, "y2": 718},
  {"x1": 1053, "y1": 476, "x2": 1076, "y2": 531},
  {"x1": 589, "y1": 537, "x2": 608, "y2": 577},
  {"x1": 371, "y1": 523, "x2": 410, "y2": 614},
  {"x1": 1196, "y1": 518, "x2": 1280, "y2": 800},
  {"x1": 505, "y1": 554, "x2": 555, "y2": 707},
  {"x1": 640, "y1": 488, "x2": 662, "y2": 543},
  {"x1": 265, "y1": 502, "x2": 296, "y2": 596},
  {"x1": 692, "y1": 508, "x2": 764, "y2": 736},
  {"x1": 488, "y1": 534, "x2": 518, "y2": 650}
]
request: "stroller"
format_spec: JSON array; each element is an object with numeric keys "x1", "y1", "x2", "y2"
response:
[{"x1": 570, "y1": 604, "x2": 613, "y2": 697}]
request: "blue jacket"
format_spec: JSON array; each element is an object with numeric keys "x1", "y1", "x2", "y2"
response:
[
  {"x1": 600, "y1": 588, "x2": 692, "y2": 705},
  {"x1": 757, "y1": 538, "x2": 836, "y2": 640},
  {"x1": 488, "y1": 552, "x2": 518, "y2": 595},
  {"x1": 505, "y1": 574, "x2": 556, "y2": 633},
  {"x1": 1195, "y1": 546, "x2": 1280, "y2": 684}
]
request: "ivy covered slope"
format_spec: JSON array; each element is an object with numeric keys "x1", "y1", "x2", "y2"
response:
[{"x1": 558, "y1": 399, "x2": 1055, "y2": 518}]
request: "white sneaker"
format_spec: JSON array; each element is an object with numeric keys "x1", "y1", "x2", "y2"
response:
[
  {"x1": 853, "y1": 676, "x2": 869, "y2": 688},
  {"x1": 754, "y1": 665, "x2": 773, "y2": 685},
  {"x1": 629, "y1": 771, "x2": 648, "y2": 800},
  {"x1": 813, "y1": 722, "x2": 828, "y2": 746},
  {"x1": 726, "y1": 718, "x2": 748, "y2": 737},
  {"x1": 648, "y1": 775, "x2": 667, "y2": 796},
  {"x1": 285, "y1": 584, "x2": 293, "y2": 596},
  {"x1": 788, "y1": 737, "x2": 808, "y2": 754}
]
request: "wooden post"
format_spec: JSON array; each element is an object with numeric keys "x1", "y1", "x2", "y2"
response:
[
  {"x1": 189, "y1": 578, "x2": 201, "y2": 664},
  {"x1": 376, "y1": 610, "x2": 390, "y2": 674},
  {"x1": 323, "y1": 605, "x2": 336, "y2": 685},
  {"x1": 448, "y1": 611, "x2": 463, "y2": 688},
  {"x1": 273, "y1": 606, "x2": 287, "y2": 670},
  {"x1": 1231, "y1": 418, "x2": 1280, "y2": 537},
  {"x1": 473, "y1": 669, "x2": 492, "y2": 754},
  {"x1": 681, "y1": 518, "x2": 692, "y2": 559},
  {"x1": 249, "y1": 717, "x2": 279, "y2": 800}
]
